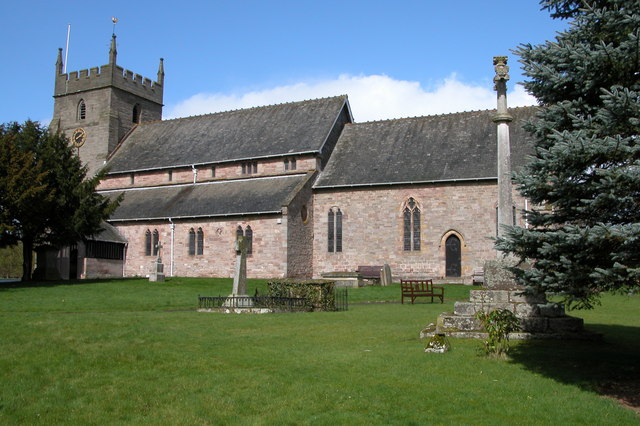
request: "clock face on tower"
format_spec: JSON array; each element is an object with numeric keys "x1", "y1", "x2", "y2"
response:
[{"x1": 72, "y1": 128, "x2": 87, "y2": 148}]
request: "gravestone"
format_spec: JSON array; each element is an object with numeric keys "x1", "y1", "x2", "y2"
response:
[
  {"x1": 380, "y1": 264, "x2": 393, "y2": 286},
  {"x1": 224, "y1": 235, "x2": 253, "y2": 307},
  {"x1": 149, "y1": 242, "x2": 165, "y2": 282}
]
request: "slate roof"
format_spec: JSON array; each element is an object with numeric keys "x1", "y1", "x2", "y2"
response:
[
  {"x1": 102, "y1": 174, "x2": 311, "y2": 221},
  {"x1": 314, "y1": 107, "x2": 537, "y2": 188},
  {"x1": 86, "y1": 221, "x2": 127, "y2": 243},
  {"x1": 106, "y1": 95, "x2": 349, "y2": 173}
]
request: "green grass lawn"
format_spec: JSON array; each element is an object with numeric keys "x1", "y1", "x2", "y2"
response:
[{"x1": 0, "y1": 278, "x2": 638, "y2": 424}]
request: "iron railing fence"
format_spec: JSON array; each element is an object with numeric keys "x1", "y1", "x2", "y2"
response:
[
  {"x1": 199, "y1": 288, "x2": 348, "y2": 312},
  {"x1": 198, "y1": 295, "x2": 308, "y2": 312},
  {"x1": 335, "y1": 288, "x2": 348, "y2": 311}
]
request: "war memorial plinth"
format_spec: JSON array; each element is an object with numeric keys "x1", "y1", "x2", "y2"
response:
[{"x1": 421, "y1": 259, "x2": 598, "y2": 340}]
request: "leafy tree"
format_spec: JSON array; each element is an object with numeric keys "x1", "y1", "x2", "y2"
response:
[
  {"x1": 496, "y1": 0, "x2": 640, "y2": 309},
  {"x1": 0, "y1": 121, "x2": 121, "y2": 281},
  {"x1": 0, "y1": 244, "x2": 22, "y2": 278}
]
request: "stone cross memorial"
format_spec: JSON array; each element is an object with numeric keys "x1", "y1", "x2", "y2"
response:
[
  {"x1": 231, "y1": 236, "x2": 248, "y2": 296},
  {"x1": 224, "y1": 235, "x2": 253, "y2": 307},
  {"x1": 149, "y1": 242, "x2": 165, "y2": 282}
]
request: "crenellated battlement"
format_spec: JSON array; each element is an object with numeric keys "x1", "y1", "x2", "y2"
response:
[
  {"x1": 53, "y1": 35, "x2": 164, "y2": 105},
  {"x1": 54, "y1": 63, "x2": 163, "y2": 104}
]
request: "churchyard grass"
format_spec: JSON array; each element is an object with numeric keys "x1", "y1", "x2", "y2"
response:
[{"x1": 0, "y1": 278, "x2": 638, "y2": 424}]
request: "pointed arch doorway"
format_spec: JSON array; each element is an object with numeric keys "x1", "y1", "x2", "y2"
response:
[{"x1": 445, "y1": 235, "x2": 461, "y2": 277}]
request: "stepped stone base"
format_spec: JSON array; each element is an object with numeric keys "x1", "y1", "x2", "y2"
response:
[{"x1": 422, "y1": 261, "x2": 600, "y2": 340}]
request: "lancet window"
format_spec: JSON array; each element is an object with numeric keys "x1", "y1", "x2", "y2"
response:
[{"x1": 403, "y1": 198, "x2": 421, "y2": 251}]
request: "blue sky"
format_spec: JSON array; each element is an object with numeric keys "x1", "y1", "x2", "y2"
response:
[{"x1": 1, "y1": 1, "x2": 567, "y2": 125}]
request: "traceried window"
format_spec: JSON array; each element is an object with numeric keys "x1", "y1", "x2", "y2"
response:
[
  {"x1": 403, "y1": 198, "x2": 421, "y2": 251},
  {"x1": 327, "y1": 207, "x2": 343, "y2": 253},
  {"x1": 78, "y1": 99, "x2": 86, "y2": 120}
]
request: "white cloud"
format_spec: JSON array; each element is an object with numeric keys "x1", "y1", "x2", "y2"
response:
[{"x1": 164, "y1": 73, "x2": 537, "y2": 123}]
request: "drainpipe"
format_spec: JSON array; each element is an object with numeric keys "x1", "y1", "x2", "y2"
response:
[
  {"x1": 191, "y1": 165, "x2": 197, "y2": 184},
  {"x1": 122, "y1": 243, "x2": 128, "y2": 277},
  {"x1": 169, "y1": 218, "x2": 175, "y2": 277}
]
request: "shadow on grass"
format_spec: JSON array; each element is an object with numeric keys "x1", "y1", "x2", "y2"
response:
[
  {"x1": 508, "y1": 324, "x2": 640, "y2": 413},
  {"x1": 0, "y1": 277, "x2": 149, "y2": 291}
]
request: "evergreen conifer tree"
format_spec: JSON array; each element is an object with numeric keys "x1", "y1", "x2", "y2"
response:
[
  {"x1": 0, "y1": 121, "x2": 121, "y2": 281},
  {"x1": 497, "y1": 0, "x2": 640, "y2": 308}
]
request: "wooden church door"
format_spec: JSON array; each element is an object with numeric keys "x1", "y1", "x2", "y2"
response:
[{"x1": 445, "y1": 235, "x2": 461, "y2": 277}]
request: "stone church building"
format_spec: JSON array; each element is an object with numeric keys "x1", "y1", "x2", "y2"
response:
[{"x1": 44, "y1": 36, "x2": 534, "y2": 281}]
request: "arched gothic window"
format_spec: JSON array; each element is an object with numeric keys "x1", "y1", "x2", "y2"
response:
[
  {"x1": 188, "y1": 228, "x2": 196, "y2": 256},
  {"x1": 197, "y1": 228, "x2": 204, "y2": 255},
  {"x1": 152, "y1": 230, "x2": 159, "y2": 256},
  {"x1": 403, "y1": 198, "x2": 421, "y2": 251},
  {"x1": 132, "y1": 104, "x2": 141, "y2": 123},
  {"x1": 236, "y1": 225, "x2": 253, "y2": 254},
  {"x1": 77, "y1": 99, "x2": 86, "y2": 120},
  {"x1": 245, "y1": 226, "x2": 253, "y2": 254},
  {"x1": 328, "y1": 207, "x2": 342, "y2": 253},
  {"x1": 144, "y1": 230, "x2": 152, "y2": 256}
]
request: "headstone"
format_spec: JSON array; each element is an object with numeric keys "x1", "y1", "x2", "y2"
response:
[{"x1": 381, "y1": 264, "x2": 392, "y2": 286}]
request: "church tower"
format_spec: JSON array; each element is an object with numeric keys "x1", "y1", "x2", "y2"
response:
[{"x1": 50, "y1": 35, "x2": 164, "y2": 175}]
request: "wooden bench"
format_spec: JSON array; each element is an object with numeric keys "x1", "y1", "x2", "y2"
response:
[
  {"x1": 356, "y1": 265, "x2": 383, "y2": 282},
  {"x1": 400, "y1": 279, "x2": 444, "y2": 304}
]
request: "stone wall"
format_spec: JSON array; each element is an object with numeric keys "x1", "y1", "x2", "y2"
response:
[
  {"x1": 98, "y1": 155, "x2": 318, "y2": 190},
  {"x1": 82, "y1": 258, "x2": 124, "y2": 279},
  {"x1": 115, "y1": 215, "x2": 288, "y2": 278},
  {"x1": 312, "y1": 181, "x2": 527, "y2": 280},
  {"x1": 284, "y1": 175, "x2": 316, "y2": 278}
]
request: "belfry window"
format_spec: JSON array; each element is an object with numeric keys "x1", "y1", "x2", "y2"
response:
[
  {"x1": 132, "y1": 104, "x2": 141, "y2": 123},
  {"x1": 77, "y1": 99, "x2": 86, "y2": 120},
  {"x1": 403, "y1": 198, "x2": 421, "y2": 251},
  {"x1": 328, "y1": 207, "x2": 342, "y2": 253}
]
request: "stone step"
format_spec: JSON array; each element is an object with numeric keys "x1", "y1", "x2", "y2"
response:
[
  {"x1": 435, "y1": 312, "x2": 584, "y2": 335},
  {"x1": 469, "y1": 289, "x2": 547, "y2": 304},
  {"x1": 454, "y1": 301, "x2": 566, "y2": 318}
]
